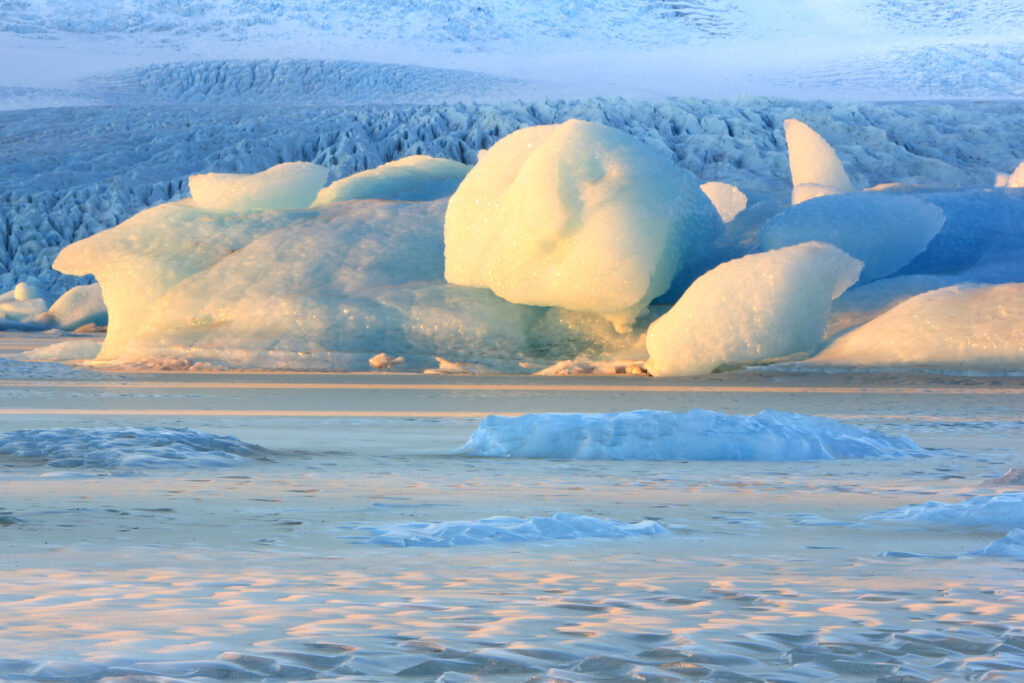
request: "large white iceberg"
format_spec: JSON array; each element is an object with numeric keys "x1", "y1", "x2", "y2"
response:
[
  {"x1": 312, "y1": 155, "x2": 470, "y2": 205},
  {"x1": 188, "y1": 162, "x2": 328, "y2": 211},
  {"x1": 645, "y1": 242, "x2": 862, "y2": 377},
  {"x1": 784, "y1": 119, "x2": 855, "y2": 205},
  {"x1": 815, "y1": 282, "x2": 1024, "y2": 369},
  {"x1": 868, "y1": 492, "x2": 1024, "y2": 531},
  {"x1": 759, "y1": 193, "x2": 946, "y2": 282},
  {"x1": 444, "y1": 119, "x2": 722, "y2": 331},
  {"x1": 456, "y1": 409, "x2": 925, "y2": 461}
]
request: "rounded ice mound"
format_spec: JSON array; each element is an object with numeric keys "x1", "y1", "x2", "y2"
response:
[
  {"x1": 815, "y1": 282, "x2": 1024, "y2": 369},
  {"x1": 444, "y1": 119, "x2": 723, "y2": 331},
  {"x1": 312, "y1": 155, "x2": 470, "y2": 205},
  {"x1": 456, "y1": 409, "x2": 925, "y2": 461},
  {"x1": 189, "y1": 162, "x2": 328, "y2": 211},
  {"x1": 0, "y1": 427, "x2": 268, "y2": 470},
  {"x1": 645, "y1": 242, "x2": 862, "y2": 377},
  {"x1": 760, "y1": 193, "x2": 945, "y2": 282},
  {"x1": 45, "y1": 283, "x2": 106, "y2": 331}
]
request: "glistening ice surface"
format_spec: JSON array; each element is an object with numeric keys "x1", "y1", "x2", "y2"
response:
[{"x1": 2, "y1": 356, "x2": 1023, "y2": 681}]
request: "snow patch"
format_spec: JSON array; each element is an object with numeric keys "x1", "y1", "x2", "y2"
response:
[{"x1": 456, "y1": 409, "x2": 925, "y2": 461}]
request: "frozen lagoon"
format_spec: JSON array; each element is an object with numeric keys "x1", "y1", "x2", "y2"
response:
[{"x1": 2, "y1": 332, "x2": 1024, "y2": 681}]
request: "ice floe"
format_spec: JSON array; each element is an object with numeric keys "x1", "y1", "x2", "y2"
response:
[
  {"x1": 645, "y1": 242, "x2": 861, "y2": 376},
  {"x1": 444, "y1": 118, "x2": 722, "y2": 330},
  {"x1": 357, "y1": 512, "x2": 667, "y2": 547},
  {"x1": 868, "y1": 492, "x2": 1024, "y2": 531},
  {"x1": 456, "y1": 409, "x2": 925, "y2": 461},
  {"x1": 0, "y1": 427, "x2": 268, "y2": 470}
]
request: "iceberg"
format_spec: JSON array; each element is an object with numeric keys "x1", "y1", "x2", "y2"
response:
[
  {"x1": 312, "y1": 155, "x2": 470, "y2": 205},
  {"x1": 43, "y1": 283, "x2": 107, "y2": 330},
  {"x1": 868, "y1": 492, "x2": 1024, "y2": 531},
  {"x1": 759, "y1": 193, "x2": 945, "y2": 282},
  {"x1": 783, "y1": 119, "x2": 855, "y2": 205},
  {"x1": 444, "y1": 119, "x2": 722, "y2": 331},
  {"x1": 969, "y1": 528, "x2": 1024, "y2": 559},
  {"x1": 815, "y1": 282, "x2": 1024, "y2": 369},
  {"x1": 645, "y1": 242, "x2": 862, "y2": 376},
  {"x1": 188, "y1": 162, "x2": 328, "y2": 212},
  {"x1": 358, "y1": 513, "x2": 667, "y2": 547},
  {"x1": 699, "y1": 181, "x2": 747, "y2": 223},
  {"x1": 0, "y1": 427, "x2": 269, "y2": 470},
  {"x1": 456, "y1": 409, "x2": 925, "y2": 461}
]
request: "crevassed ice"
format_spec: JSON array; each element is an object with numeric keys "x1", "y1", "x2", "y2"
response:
[
  {"x1": 456, "y1": 408, "x2": 925, "y2": 461},
  {"x1": 189, "y1": 162, "x2": 328, "y2": 211},
  {"x1": 313, "y1": 155, "x2": 470, "y2": 205},
  {"x1": 444, "y1": 118, "x2": 722, "y2": 331},
  {"x1": 645, "y1": 242, "x2": 862, "y2": 376},
  {"x1": 815, "y1": 282, "x2": 1024, "y2": 369},
  {"x1": 359, "y1": 512, "x2": 667, "y2": 547},
  {"x1": 0, "y1": 427, "x2": 268, "y2": 470},
  {"x1": 868, "y1": 492, "x2": 1024, "y2": 531}
]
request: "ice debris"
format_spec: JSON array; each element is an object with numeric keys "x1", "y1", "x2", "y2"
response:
[
  {"x1": 760, "y1": 193, "x2": 945, "y2": 282},
  {"x1": 444, "y1": 119, "x2": 722, "y2": 331},
  {"x1": 358, "y1": 512, "x2": 667, "y2": 547},
  {"x1": 700, "y1": 181, "x2": 747, "y2": 222},
  {"x1": 868, "y1": 492, "x2": 1024, "y2": 531},
  {"x1": 313, "y1": 155, "x2": 470, "y2": 205},
  {"x1": 456, "y1": 409, "x2": 925, "y2": 461},
  {"x1": 0, "y1": 427, "x2": 268, "y2": 470},
  {"x1": 815, "y1": 283, "x2": 1024, "y2": 369},
  {"x1": 784, "y1": 119, "x2": 855, "y2": 205},
  {"x1": 189, "y1": 162, "x2": 328, "y2": 211},
  {"x1": 645, "y1": 242, "x2": 862, "y2": 376}
]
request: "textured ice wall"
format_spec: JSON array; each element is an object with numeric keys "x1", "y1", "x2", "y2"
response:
[
  {"x1": 457, "y1": 408, "x2": 925, "y2": 460},
  {"x1": 445, "y1": 119, "x2": 722, "y2": 329},
  {"x1": 645, "y1": 242, "x2": 862, "y2": 376}
]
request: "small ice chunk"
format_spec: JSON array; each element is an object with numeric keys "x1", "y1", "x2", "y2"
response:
[
  {"x1": 869, "y1": 492, "x2": 1024, "y2": 531},
  {"x1": 1004, "y1": 161, "x2": 1024, "y2": 188},
  {"x1": 645, "y1": 242, "x2": 862, "y2": 376},
  {"x1": 814, "y1": 282, "x2": 1024, "y2": 369},
  {"x1": 0, "y1": 427, "x2": 268, "y2": 470},
  {"x1": 760, "y1": 192, "x2": 946, "y2": 282},
  {"x1": 444, "y1": 119, "x2": 722, "y2": 330},
  {"x1": 784, "y1": 119, "x2": 855, "y2": 205},
  {"x1": 189, "y1": 162, "x2": 328, "y2": 211},
  {"x1": 368, "y1": 352, "x2": 404, "y2": 369},
  {"x1": 969, "y1": 528, "x2": 1024, "y2": 559},
  {"x1": 700, "y1": 181, "x2": 747, "y2": 222},
  {"x1": 456, "y1": 409, "x2": 925, "y2": 461},
  {"x1": 13, "y1": 282, "x2": 44, "y2": 302},
  {"x1": 45, "y1": 283, "x2": 107, "y2": 330},
  {"x1": 313, "y1": 155, "x2": 470, "y2": 205},
  {"x1": 359, "y1": 512, "x2": 667, "y2": 547}
]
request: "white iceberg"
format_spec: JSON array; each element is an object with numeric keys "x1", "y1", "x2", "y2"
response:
[
  {"x1": 444, "y1": 119, "x2": 722, "y2": 331},
  {"x1": 815, "y1": 282, "x2": 1024, "y2": 369},
  {"x1": 456, "y1": 409, "x2": 925, "y2": 461},
  {"x1": 313, "y1": 155, "x2": 470, "y2": 205},
  {"x1": 43, "y1": 283, "x2": 107, "y2": 330},
  {"x1": 759, "y1": 193, "x2": 946, "y2": 282},
  {"x1": 869, "y1": 492, "x2": 1024, "y2": 531},
  {"x1": 188, "y1": 162, "x2": 328, "y2": 212},
  {"x1": 358, "y1": 512, "x2": 667, "y2": 547},
  {"x1": 784, "y1": 119, "x2": 855, "y2": 205},
  {"x1": 645, "y1": 242, "x2": 862, "y2": 376},
  {"x1": 0, "y1": 427, "x2": 268, "y2": 470},
  {"x1": 699, "y1": 181, "x2": 747, "y2": 223}
]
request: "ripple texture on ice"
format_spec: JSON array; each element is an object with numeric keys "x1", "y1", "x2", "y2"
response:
[
  {"x1": 358, "y1": 513, "x2": 667, "y2": 547},
  {"x1": 456, "y1": 409, "x2": 926, "y2": 461},
  {"x1": 869, "y1": 492, "x2": 1024, "y2": 531},
  {"x1": 0, "y1": 427, "x2": 268, "y2": 471}
]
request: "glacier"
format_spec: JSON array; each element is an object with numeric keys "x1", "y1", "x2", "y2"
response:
[{"x1": 455, "y1": 409, "x2": 925, "y2": 461}]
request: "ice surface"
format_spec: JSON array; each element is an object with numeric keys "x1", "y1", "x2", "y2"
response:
[
  {"x1": 0, "y1": 427, "x2": 267, "y2": 470},
  {"x1": 444, "y1": 119, "x2": 722, "y2": 329},
  {"x1": 645, "y1": 242, "x2": 862, "y2": 376},
  {"x1": 189, "y1": 162, "x2": 328, "y2": 212},
  {"x1": 760, "y1": 193, "x2": 946, "y2": 282},
  {"x1": 783, "y1": 119, "x2": 855, "y2": 205},
  {"x1": 42, "y1": 283, "x2": 106, "y2": 330},
  {"x1": 456, "y1": 409, "x2": 925, "y2": 461},
  {"x1": 312, "y1": 155, "x2": 470, "y2": 205},
  {"x1": 815, "y1": 283, "x2": 1024, "y2": 369},
  {"x1": 869, "y1": 492, "x2": 1024, "y2": 532},
  {"x1": 359, "y1": 513, "x2": 667, "y2": 547},
  {"x1": 700, "y1": 181, "x2": 747, "y2": 222},
  {"x1": 969, "y1": 528, "x2": 1024, "y2": 559}
]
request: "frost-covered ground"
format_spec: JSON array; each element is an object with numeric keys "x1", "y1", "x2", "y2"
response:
[{"x1": 2, "y1": 347, "x2": 1024, "y2": 681}]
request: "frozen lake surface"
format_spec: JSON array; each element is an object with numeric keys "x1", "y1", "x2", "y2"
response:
[{"x1": 2, "y1": 332, "x2": 1023, "y2": 681}]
